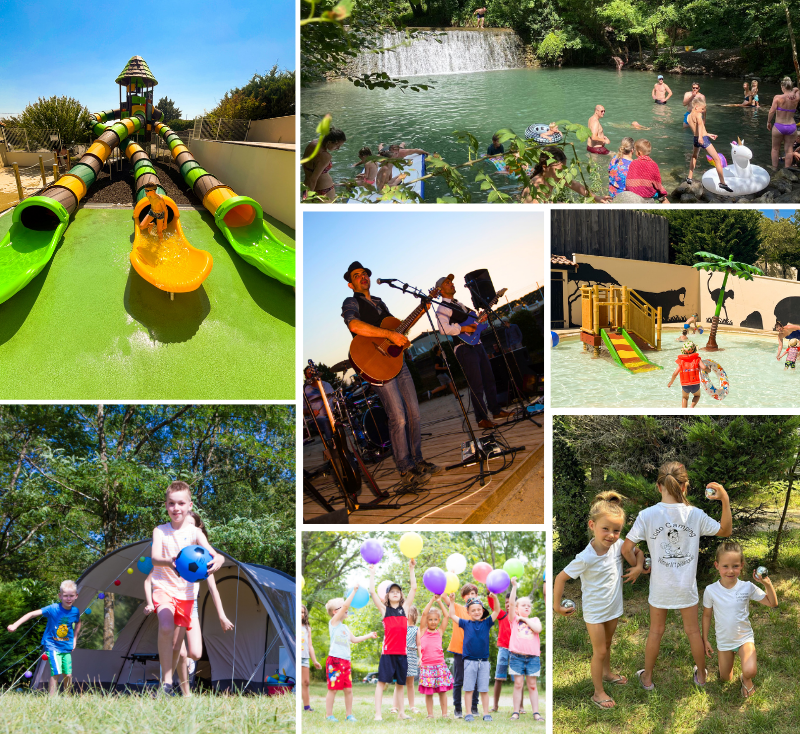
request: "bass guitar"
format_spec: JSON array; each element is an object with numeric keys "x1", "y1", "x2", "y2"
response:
[
  {"x1": 349, "y1": 287, "x2": 440, "y2": 385},
  {"x1": 307, "y1": 361, "x2": 361, "y2": 513},
  {"x1": 456, "y1": 288, "x2": 508, "y2": 346}
]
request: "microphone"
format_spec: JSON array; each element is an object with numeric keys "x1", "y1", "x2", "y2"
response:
[{"x1": 376, "y1": 278, "x2": 396, "y2": 285}]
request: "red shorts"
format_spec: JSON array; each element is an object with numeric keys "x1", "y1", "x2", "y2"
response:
[
  {"x1": 326, "y1": 656, "x2": 352, "y2": 690},
  {"x1": 153, "y1": 589, "x2": 193, "y2": 629},
  {"x1": 587, "y1": 145, "x2": 610, "y2": 155}
]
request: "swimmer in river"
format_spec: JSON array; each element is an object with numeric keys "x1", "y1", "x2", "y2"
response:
[
  {"x1": 683, "y1": 82, "x2": 706, "y2": 126},
  {"x1": 587, "y1": 105, "x2": 611, "y2": 155},
  {"x1": 538, "y1": 123, "x2": 562, "y2": 140},
  {"x1": 686, "y1": 97, "x2": 733, "y2": 193},
  {"x1": 720, "y1": 81, "x2": 754, "y2": 107},
  {"x1": 652, "y1": 75, "x2": 673, "y2": 104},
  {"x1": 631, "y1": 122, "x2": 650, "y2": 130}
]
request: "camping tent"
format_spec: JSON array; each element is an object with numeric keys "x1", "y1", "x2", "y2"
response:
[{"x1": 32, "y1": 539, "x2": 295, "y2": 693}]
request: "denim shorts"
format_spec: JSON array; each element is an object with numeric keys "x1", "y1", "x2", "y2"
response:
[
  {"x1": 301, "y1": 657, "x2": 310, "y2": 668},
  {"x1": 494, "y1": 647, "x2": 515, "y2": 680},
  {"x1": 508, "y1": 652, "x2": 540, "y2": 677}
]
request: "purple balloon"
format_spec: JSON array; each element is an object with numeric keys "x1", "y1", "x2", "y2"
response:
[
  {"x1": 423, "y1": 567, "x2": 447, "y2": 595},
  {"x1": 486, "y1": 569, "x2": 511, "y2": 594},
  {"x1": 360, "y1": 539, "x2": 384, "y2": 565},
  {"x1": 24, "y1": 671, "x2": 32, "y2": 679}
]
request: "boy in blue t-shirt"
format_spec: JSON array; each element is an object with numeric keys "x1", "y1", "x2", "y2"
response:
[
  {"x1": 7, "y1": 580, "x2": 82, "y2": 696},
  {"x1": 449, "y1": 592, "x2": 503, "y2": 722}
]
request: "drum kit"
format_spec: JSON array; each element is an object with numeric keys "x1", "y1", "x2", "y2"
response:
[{"x1": 325, "y1": 360, "x2": 391, "y2": 461}]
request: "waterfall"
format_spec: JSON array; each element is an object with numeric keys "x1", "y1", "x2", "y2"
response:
[{"x1": 349, "y1": 30, "x2": 524, "y2": 77}]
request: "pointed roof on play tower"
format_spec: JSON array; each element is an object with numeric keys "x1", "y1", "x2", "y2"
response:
[{"x1": 115, "y1": 56, "x2": 158, "y2": 86}]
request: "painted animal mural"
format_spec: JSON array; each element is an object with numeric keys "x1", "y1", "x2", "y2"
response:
[{"x1": 707, "y1": 272, "x2": 735, "y2": 325}]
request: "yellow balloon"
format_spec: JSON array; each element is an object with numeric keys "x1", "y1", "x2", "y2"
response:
[
  {"x1": 399, "y1": 532, "x2": 424, "y2": 558},
  {"x1": 300, "y1": 575, "x2": 305, "y2": 589},
  {"x1": 445, "y1": 572, "x2": 459, "y2": 594}
]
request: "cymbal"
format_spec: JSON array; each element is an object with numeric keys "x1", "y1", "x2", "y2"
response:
[{"x1": 330, "y1": 359, "x2": 352, "y2": 373}]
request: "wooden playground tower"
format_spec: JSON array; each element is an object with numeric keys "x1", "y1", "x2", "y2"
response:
[{"x1": 580, "y1": 285, "x2": 662, "y2": 357}]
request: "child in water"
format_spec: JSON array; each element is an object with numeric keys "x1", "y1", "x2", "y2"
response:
[
  {"x1": 140, "y1": 182, "x2": 168, "y2": 243},
  {"x1": 702, "y1": 541, "x2": 777, "y2": 698},
  {"x1": 667, "y1": 341, "x2": 711, "y2": 408},
  {"x1": 777, "y1": 337, "x2": 798, "y2": 370},
  {"x1": 677, "y1": 329, "x2": 689, "y2": 343}
]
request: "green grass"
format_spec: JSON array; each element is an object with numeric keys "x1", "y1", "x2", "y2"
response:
[
  {"x1": 303, "y1": 681, "x2": 546, "y2": 731},
  {"x1": 554, "y1": 530, "x2": 800, "y2": 733},
  {"x1": 0, "y1": 207, "x2": 295, "y2": 399},
  {"x1": 0, "y1": 690, "x2": 295, "y2": 734}
]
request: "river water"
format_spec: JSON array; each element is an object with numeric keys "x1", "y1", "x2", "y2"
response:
[{"x1": 302, "y1": 65, "x2": 783, "y2": 202}]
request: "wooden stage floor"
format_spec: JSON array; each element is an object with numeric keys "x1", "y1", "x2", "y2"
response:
[{"x1": 303, "y1": 394, "x2": 544, "y2": 525}]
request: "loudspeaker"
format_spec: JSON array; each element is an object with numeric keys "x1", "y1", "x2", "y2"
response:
[
  {"x1": 489, "y1": 348, "x2": 538, "y2": 401},
  {"x1": 464, "y1": 269, "x2": 496, "y2": 310}
]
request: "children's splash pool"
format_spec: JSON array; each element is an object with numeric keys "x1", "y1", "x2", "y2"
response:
[{"x1": 552, "y1": 332, "x2": 793, "y2": 408}]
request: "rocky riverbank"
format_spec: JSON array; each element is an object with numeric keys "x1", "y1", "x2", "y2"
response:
[{"x1": 670, "y1": 167, "x2": 800, "y2": 203}]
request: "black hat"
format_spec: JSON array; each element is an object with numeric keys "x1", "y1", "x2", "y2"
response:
[{"x1": 344, "y1": 261, "x2": 371, "y2": 282}]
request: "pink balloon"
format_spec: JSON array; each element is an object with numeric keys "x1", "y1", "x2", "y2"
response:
[{"x1": 472, "y1": 562, "x2": 492, "y2": 583}]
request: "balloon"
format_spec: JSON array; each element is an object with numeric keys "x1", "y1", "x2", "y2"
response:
[
  {"x1": 399, "y1": 532, "x2": 423, "y2": 558},
  {"x1": 127, "y1": 568, "x2": 134, "y2": 575},
  {"x1": 377, "y1": 580, "x2": 392, "y2": 599},
  {"x1": 137, "y1": 556, "x2": 153, "y2": 574},
  {"x1": 300, "y1": 575, "x2": 305, "y2": 589},
  {"x1": 346, "y1": 585, "x2": 370, "y2": 609},
  {"x1": 42, "y1": 654, "x2": 49, "y2": 661},
  {"x1": 84, "y1": 608, "x2": 92, "y2": 615},
  {"x1": 472, "y1": 562, "x2": 492, "y2": 583},
  {"x1": 503, "y1": 559, "x2": 524, "y2": 579},
  {"x1": 445, "y1": 572, "x2": 460, "y2": 594},
  {"x1": 551, "y1": 331, "x2": 559, "y2": 348},
  {"x1": 360, "y1": 539, "x2": 384, "y2": 565},
  {"x1": 98, "y1": 593, "x2": 105, "y2": 599},
  {"x1": 114, "y1": 580, "x2": 121, "y2": 586},
  {"x1": 24, "y1": 671, "x2": 32, "y2": 679},
  {"x1": 446, "y1": 553, "x2": 467, "y2": 574},
  {"x1": 486, "y1": 569, "x2": 511, "y2": 594},
  {"x1": 422, "y1": 567, "x2": 447, "y2": 595}
]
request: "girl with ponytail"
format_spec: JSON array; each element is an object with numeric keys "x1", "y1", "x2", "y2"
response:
[
  {"x1": 553, "y1": 491, "x2": 645, "y2": 709},
  {"x1": 622, "y1": 462, "x2": 732, "y2": 691}
]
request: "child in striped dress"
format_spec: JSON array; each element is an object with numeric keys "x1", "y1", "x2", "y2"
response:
[{"x1": 405, "y1": 606, "x2": 421, "y2": 714}]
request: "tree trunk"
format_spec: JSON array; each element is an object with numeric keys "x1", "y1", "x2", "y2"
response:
[
  {"x1": 772, "y1": 468, "x2": 796, "y2": 563},
  {"x1": 705, "y1": 270, "x2": 729, "y2": 351},
  {"x1": 638, "y1": 36, "x2": 643, "y2": 65},
  {"x1": 103, "y1": 593, "x2": 115, "y2": 650},
  {"x1": 785, "y1": 1, "x2": 800, "y2": 88}
]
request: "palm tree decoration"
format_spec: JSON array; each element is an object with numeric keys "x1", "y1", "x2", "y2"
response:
[{"x1": 693, "y1": 251, "x2": 763, "y2": 350}]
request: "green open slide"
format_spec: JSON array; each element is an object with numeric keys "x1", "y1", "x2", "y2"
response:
[{"x1": 0, "y1": 198, "x2": 70, "y2": 304}]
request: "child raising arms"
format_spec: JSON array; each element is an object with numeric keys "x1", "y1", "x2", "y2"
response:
[
  {"x1": 622, "y1": 462, "x2": 732, "y2": 690},
  {"x1": 554, "y1": 492, "x2": 644, "y2": 710},
  {"x1": 368, "y1": 560, "x2": 417, "y2": 720},
  {"x1": 417, "y1": 595, "x2": 454, "y2": 718},
  {"x1": 702, "y1": 541, "x2": 778, "y2": 698},
  {"x1": 507, "y1": 578, "x2": 543, "y2": 720}
]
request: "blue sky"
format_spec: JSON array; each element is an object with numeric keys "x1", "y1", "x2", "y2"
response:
[
  {"x1": 760, "y1": 210, "x2": 797, "y2": 220},
  {"x1": 303, "y1": 210, "x2": 545, "y2": 370},
  {"x1": 0, "y1": 0, "x2": 294, "y2": 118}
]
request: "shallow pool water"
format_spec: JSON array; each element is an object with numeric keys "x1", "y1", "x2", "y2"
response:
[
  {"x1": 551, "y1": 332, "x2": 798, "y2": 409},
  {"x1": 302, "y1": 67, "x2": 783, "y2": 202}
]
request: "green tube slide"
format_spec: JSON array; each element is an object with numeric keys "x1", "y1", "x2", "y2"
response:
[
  {"x1": 155, "y1": 123, "x2": 294, "y2": 288},
  {"x1": 0, "y1": 112, "x2": 143, "y2": 306}
]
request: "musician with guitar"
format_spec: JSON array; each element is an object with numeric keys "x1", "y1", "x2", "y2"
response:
[
  {"x1": 434, "y1": 274, "x2": 512, "y2": 430},
  {"x1": 342, "y1": 261, "x2": 442, "y2": 490}
]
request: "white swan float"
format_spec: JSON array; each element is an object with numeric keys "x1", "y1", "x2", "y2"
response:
[{"x1": 702, "y1": 140, "x2": 770, "y2": 197}]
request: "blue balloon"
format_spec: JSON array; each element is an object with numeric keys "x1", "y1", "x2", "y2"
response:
[
  {"x1": 551, "y1": 331, "x2": 560, "y2": 348},
  {"x1": 98, "y1": 593, "x2": 105, "y2": 600},
  {"x1": 84, "y1": 607, "x2": 92, "y2": 615},
  {"x1": 137, "y1": 556, "x2": 154, "y2": 574},
  {"x1": 346, "y1": 585, "x2": 370, "y2": 609},
  {"x1": 175, "y1": 545, "x2": 214, "y2": 582}
]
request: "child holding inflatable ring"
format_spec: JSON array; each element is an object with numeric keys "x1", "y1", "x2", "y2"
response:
[{"x1": 667, "y1": 341, "x2": 711, "y2": 408}]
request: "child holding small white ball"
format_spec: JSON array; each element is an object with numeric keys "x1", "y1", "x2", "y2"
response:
[{"x1": 702, "y1": 541, "x2": 778, "y2": 698}]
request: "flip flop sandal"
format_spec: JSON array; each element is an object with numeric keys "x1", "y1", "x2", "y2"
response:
[
  {"x1": 636, "y1": 669, "x2": 655, "y2": 691},
  {"x1": 693, "y1": 665, "x2": 708, "y2": 687},
  {"x1": 532, "y1": 712, "x2": 544, "y2": 721},
  {"x1": 389, "y1": 708, "x2": 398, "y2": 715},
  {"x1": 510, "y1": 713, "x2": 520, "y2": 720},
  {"x1": 604, "y1": 674, "x2": 628, "y2": 685},
  {"x1": 590, "y1": 697, "x2": 615, "y2": 710},
  {"x1": 740, "y1": 676, "x2": 755, "y2": 698}
]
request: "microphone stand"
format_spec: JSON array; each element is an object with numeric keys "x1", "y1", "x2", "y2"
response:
[{"x1": 464, "y1": 277, "x2": 541, "y2": 428}]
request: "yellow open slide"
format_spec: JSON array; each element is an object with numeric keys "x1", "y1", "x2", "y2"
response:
[{"x1": 130, "y1": 196, "x2": 213, "y2": 296}]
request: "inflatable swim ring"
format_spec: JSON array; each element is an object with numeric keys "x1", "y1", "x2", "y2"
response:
[
  {"x1": 706, "y1": 153, "x2": 727, "y2": 168},
  {"x1": 551, "y1": 331, "x2": 560, "y2": 348},
  {"x1": 525, "y1": 124, "x2": 564, "y2": 145},
  {"x1": 700, "y1": 359, "x2": 729, "y2": 401}
]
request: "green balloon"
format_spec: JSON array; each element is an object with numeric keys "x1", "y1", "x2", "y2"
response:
[{"x1": 503, "y1": 558, "x2": 524, "y2": 579}]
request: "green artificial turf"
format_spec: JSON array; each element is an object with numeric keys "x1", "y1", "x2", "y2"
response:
[{"x1": 0, "y1": 207, "x2": 295, "y2": 399}]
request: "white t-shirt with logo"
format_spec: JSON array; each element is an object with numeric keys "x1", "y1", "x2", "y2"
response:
[
  {"x1": 562, "y1": 539, "x2": 624, "y2": 624},
  {"x1": 626, "y1": 502, "x2": 720, "y2": 609},
  {"x1": 702, "y1": 580, "x2": 766, "y2": 651}
]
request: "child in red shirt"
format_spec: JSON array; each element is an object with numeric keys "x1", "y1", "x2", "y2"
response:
[
  {"x1": 667, "y1": 341, "x2": 710, "y2": 407},
  {"x1": 624, "y1": 139, "x2": 668, "y2": 201}
]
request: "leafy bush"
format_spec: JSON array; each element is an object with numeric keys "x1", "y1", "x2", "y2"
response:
[
  {"x1": 553, "y1": 417, "x2": 590, "y2": 564},
  {"x1": 2, "y1": 96, "x2": 91, "y2": 146},
  {"x1": 208, "y1": 66, "x2": 295, "y2": 120}
]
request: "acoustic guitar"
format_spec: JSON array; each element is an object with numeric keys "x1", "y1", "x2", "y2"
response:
[{"x1": 349, "y1": 287, "x2": 439, "y2": 385}]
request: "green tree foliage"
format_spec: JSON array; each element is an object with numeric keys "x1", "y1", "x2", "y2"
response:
[
  {"x1": 556, "y1": 416, "x2": 800, "y2": 565},
  {"x1": 0, "y1": 405, "x2": 294, "y2": 657},
  {"x1": 208, "y1": 67, "x2": 295, "y2": 120},
  {"x1": 659, "y1": 209, "x2": 764, "y2": 266},
  {"x1": 302, "y1": 531, "x2": 545, "y2": 680},
  {"x1": 1, "y1": 96, "x2": 92, "y2": 146},
  {"x1": 155, "y1": 97, "x2": 182, "y2": 122},
  {"x1": 758, "y1": 213, "x2": 800, "y2": 279},
  {"x1": 553, "y1": 417, "x2": 591, "y2": 563}
]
